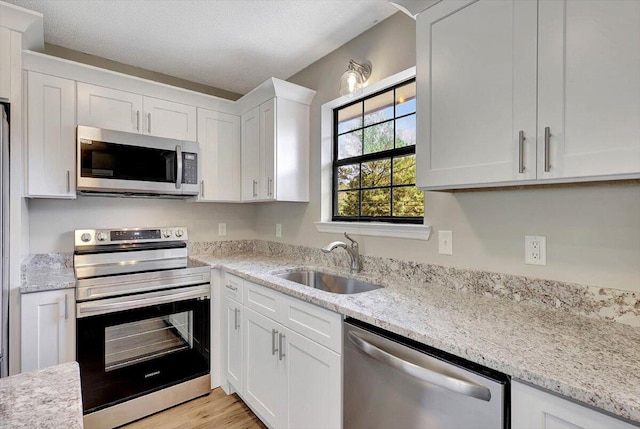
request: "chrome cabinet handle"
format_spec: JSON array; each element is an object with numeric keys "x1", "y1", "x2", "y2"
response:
[
  {"x1": 252, "y1": 180, "x2": 258, "y2": 198},
  {"x1": 234, "y1": 308, "x2": 240, "y2": 330},
  {"x1": 136, "y1": 110, "x2": 140, "y2": 131},
  {"x1": 147, "y1": 113, "x2": 151, "y2": 133},
  {"x1": 518, "y1": 130, "x2": 525, "y2": 174},
  {"x1": 267, "y1": 177, "x2": 273, "y2": 197},
  {"x1": 272, "y1": 329, "x2": 279, "y2": 355},
  {"x1": 347, "y1": 331, "x2": 492, "y2": 401},
  {"x1": 200, "y1": 180, "x2": 205, "y2": 198},
  {"x1": 64, "y1": 294, "x2": 68, "y2": 320},
  {"x1": 544, "y1": 126, "x2": 551, "y2": 172},
  {"x1": 225, "y1": 284, "x2": 238, "y2": 292},
  {"x1": 175, "y1": 145, "x2": 183, "y2": 189},
  {"x1": 278, "y1": 333, "x2": 286, "y2": 361},
  {"x1": 66, "y1": 170, "x2": 70, "y2": 193}
]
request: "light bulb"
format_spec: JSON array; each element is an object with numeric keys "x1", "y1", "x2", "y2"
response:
[{"x1": 347, "y1": 73, "x2": 357, "y2": 93}]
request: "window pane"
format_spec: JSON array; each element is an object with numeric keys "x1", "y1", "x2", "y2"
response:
[
  {"x1": 393, "y1": 187, "x2": 424, "y2": 217},
  {"x1": 363, "y1": 121, "x2": 393, "y2": 154},
  {"x1": 337, "y1": 103, "x2": 362, "y2": 134},
  {"x1": 338, "y1": 130, "x2": 362, "y2": 160},
  {"x1": 393, "y1": 154, "x2": 416, "y2": 185},
  {"x1": 337, "y1": 164, "x2": 360, "y2": 190},
  {"x1": 364, "y1": 91, "x2": 394, "y2": 126},
  {"x1": 396, "y1": 82, "x2": 416, "y2": 116},
  {"x1": 337, "y1": 191, "x2": 360, "y2": 216},
  {"x1": 362, "y1": 158, "x2": 391, "y2": 188},
  {"x1": 395, "y1": 114, "x2": 416, "y2": 148},
  {"x1": 362, "y1": 188, "x2": 391, "y2": 217}
]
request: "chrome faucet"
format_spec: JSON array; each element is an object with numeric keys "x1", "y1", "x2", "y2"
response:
[{"x1": 321, "y1": 232, "x2": 360, "y2": 274}]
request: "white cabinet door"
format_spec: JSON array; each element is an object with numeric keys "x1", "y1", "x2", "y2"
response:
[
  {"x1": 21, "y1": 289, "x2": 75, "y2": 372},
  {"x1": 285, "y1": 328, "x2": 341, "y2": 429},
  {"x1": 260, "y1": 98, "x2": 276, "y2": 200},
  {"x1": 77, "y1": 82, "x2": 142, "y2": 133},
  {"x1": 142, "y1": 96, "x2": 197, "y2": 141},
  {"x1": 241, "y1": 106, "x2": 261, "y2": 201},
  {"x1": 224, "y1": 296, "x2": 243, "y2": 393},
  {"x1": 26, "y1": 72, "x2": 76, "y2": 198},
  {"x1": 0, "y1": 27, "x2": 10, "y2": 100},
  {"x1": 537, "y1": 0, "x2": 640, "y2": 180},
  {"x1": 512, "y1": 381, "x2": 637, "y2": 429},
  {"x1": 197, "y1": 108, "x2": 241, "y2": 201},
  {"x1": 416, "y1": 0, "x2": 538, "y2": 189},
  {"x1": 243, "y1": 307, "x2": 286, "y2": 428}
]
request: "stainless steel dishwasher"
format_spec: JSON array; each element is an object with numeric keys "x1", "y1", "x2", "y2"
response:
[{"x1": 344, "y1": 319, "x2": 509, "y2": 429}]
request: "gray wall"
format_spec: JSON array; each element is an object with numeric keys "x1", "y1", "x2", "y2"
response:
[
  {"x1": 254, "y1": 12, "x2": 640, "y2": 292},
  {"x1": 29, "y1": 198, "x2": 256, "y2": 253}
]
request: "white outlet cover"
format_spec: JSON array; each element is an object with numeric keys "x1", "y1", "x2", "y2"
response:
[
  {"x1": 218, "y1": 223, "x2": 227, "y2": 237},
  {"x1": 525, "y1": 235, "x2": 546, "y2": 265},
  {"x1": 276, "y1": 224, "x2": 282, "y2": 238},
  {"x1": 438, "y1": 230, "x2": 453, "y2": 255}
]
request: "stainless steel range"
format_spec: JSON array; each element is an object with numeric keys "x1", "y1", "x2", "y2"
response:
[{"x1": 74, "y1": 226, "x2": 211, "y2": 429}]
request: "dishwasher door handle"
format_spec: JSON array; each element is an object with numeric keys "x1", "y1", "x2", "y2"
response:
[{"x1": 347, "y1": 331, "x2": 492, "y2": 401}]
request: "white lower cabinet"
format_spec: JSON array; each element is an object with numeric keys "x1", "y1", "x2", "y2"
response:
[
  {"x1": 223, "y1": 273, "x2": 342, "y2": 429},
  {"x1": 224, "y1": 295, "x2": 243, "y2": 393},
  {"x1": 511, "y1": 381, "x2": 637, "y2": 429},
  {"x1": 20, "y1": 289, "x2": 75, "y2": 372}
]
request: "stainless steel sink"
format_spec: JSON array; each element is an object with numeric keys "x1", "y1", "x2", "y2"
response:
[{"x1": 275, "y1": 270, "x2": 382, "y2": 294}]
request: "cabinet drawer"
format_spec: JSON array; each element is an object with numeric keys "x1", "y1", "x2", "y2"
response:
[
  {"x1": 282, "y1": 295, "x2": 342, "y2": 353},
  {"x1": 244, "y1": 281, "x2": 282, "y2": 324},
  {"x1": 223, "y1": 273, "x2": 244, "y2": 303}
]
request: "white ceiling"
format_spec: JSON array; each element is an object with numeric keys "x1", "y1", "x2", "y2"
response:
[{"x1": 6, "y1": 0, "x2": 398, "y2": 95}]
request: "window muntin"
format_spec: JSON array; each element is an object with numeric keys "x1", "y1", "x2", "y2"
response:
[{"x1": 333, "y1": 79, "x2": 424, "y2": 223}]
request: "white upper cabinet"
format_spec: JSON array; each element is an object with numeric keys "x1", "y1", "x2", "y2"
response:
[
  {"x1": 0, "y1": 27, "x2": 10, "y2": 100},
  {"x1": 197, "y1": 108, "x2": 241, "y2": 201},
  {"x1": 241, "y1": 105, "x2": 261, "y2": 201},
  {"x1": 416, "y1": 0, "x2": 640, "y2": 190},
  {"x1": 241, "y1": 97, "x2": 311, "y2": 202},
  {"x1": 537, "y1": 0, "x2": 640, "y2": 180},
  {"x1": 416, "y1": 0, "x2": 538, "y2": 189},
  {"x1": 77, "y1": 82, "x2": 142, "y2": 133},
  {"x1": 143, "y1": 96, "x2": 196, "y2": 141},
  {"x1": 26, "y1": 71, "x2": 77, "y2": 198},
  {"x1": 77, "y1": 82, "x2": 197, "y2": 140}
]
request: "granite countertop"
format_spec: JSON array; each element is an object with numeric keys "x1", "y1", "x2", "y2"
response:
[
  {"x1": 191, "y1": 254, "x2": 640, "y2": 425},
  {"x1": 0, "y1": 362, "x2": 83, "y2": 429},
  {"x1": 20, "y1": 254, "x2": 75, "y2": 294}
]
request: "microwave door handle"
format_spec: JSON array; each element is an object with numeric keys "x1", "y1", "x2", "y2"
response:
[
  {"x1": 347, "y1": 331, "x2": 492, "y2": 401},
  {"x1": 176, "y1": 145, "x2": 183, "y2": 189}
]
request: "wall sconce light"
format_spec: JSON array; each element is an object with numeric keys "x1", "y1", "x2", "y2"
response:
[{"x1": 339, "y1": 59, "x2": 372, "y2": 97}]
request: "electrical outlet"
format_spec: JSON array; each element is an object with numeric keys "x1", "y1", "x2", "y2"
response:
[
  {"x1": 218, "y1": 223, "x2": 227, "y2": 237},
  {"x1": 525, "y1": 235, "x2": 546, "y2": 265},
  {"x1": 276, "y1": 224, "x2": 282, "y2": 238},
  {"x1": 438, "y1": 230, "x2": 453, "y2": 255}
]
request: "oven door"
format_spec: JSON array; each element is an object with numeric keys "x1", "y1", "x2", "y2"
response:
[
  {"x1": 77, "y1": 125, "x2": 199, "y2": 196},
  {"x1": 77, "y1": 285, "x2": 210, "y2": 414}
]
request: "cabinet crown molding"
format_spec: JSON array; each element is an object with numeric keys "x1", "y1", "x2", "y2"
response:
[{"x1": 0, "y1": 2, "x2": 43, "y2": 50}]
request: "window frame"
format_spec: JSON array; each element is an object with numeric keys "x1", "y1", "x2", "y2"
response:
[{"x1": 331, "y1": 78, "x2": 423, "y2": 224}]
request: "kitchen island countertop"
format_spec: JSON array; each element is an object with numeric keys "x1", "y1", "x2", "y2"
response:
[{"x1": 0, "y1": 361, "x2": 83, "y2": 429}]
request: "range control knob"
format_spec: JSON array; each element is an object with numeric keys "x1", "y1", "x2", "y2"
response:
[
  {"x1": 80, "y1": 233, "x2": 92, "y2": 242},
  {"x1": 175, "y1": 229, "x2": 184, "y2": 238},
  {"x1": 96, "y1": 232, "x2": 108, "y2": 242},
  {"x1": 163, "y1": 230, "x2": 172, "y2": 238}
]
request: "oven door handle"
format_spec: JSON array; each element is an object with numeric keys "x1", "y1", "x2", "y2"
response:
[
  {"x1": 347, "y1": 331, "x2": 492, "y2": 401},
  {"x1": 77, "y1": 285, "x2": 209, "y2": 318}
]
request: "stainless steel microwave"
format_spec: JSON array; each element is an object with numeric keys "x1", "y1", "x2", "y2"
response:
[{"x1": 77, "y1": 126, "x2": 199, "y2": 197}]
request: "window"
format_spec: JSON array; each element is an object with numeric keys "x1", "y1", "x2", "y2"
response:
[{"x1": 332, "y1": 79, "x2": 424, "y2": 224}]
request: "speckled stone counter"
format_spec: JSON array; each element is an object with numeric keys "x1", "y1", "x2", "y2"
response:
[
  {"x1": 192, "y1": 253, "x2": 640, "y2": 425},
  {"x1": 20, "y1": 253, "x2": 75, "y2": 294},
  {"x1": 0, "y1": 362, "x2": 83, "y2": 428}
]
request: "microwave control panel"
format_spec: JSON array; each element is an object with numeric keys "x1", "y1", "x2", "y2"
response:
[{"x1": 182, "y1": 153, "x2": 198, "y2": 184}]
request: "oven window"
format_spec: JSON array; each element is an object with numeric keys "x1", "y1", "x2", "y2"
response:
[
  {"x1": 105, "y1": 311, "x2": 193, "y2": 372},
  {"x1": 80, "y1": 140, "x2": 176, "y2": 183}
]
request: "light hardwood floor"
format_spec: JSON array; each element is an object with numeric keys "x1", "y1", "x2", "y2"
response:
[{"x1": 122, "y1": 388, "x2": 267, "y2": 429}]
